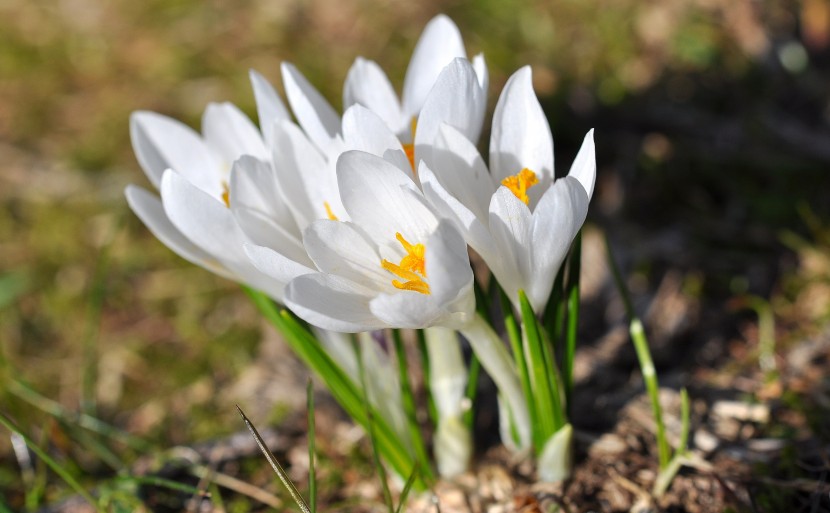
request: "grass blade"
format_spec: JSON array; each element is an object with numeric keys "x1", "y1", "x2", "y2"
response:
[
  {"x1": 462, "y1": 355, "x2": 480, "y2": 429},
  {"x1": 114, "y1": 475, "x2": 205, "y2": 495},
  {"x1": 0, "y1": 412, "x2": 102, "y2": 513},
  {"x1": 395, "y1": 463, "x2": 420, "y2": 513},
  {"x1": 392, "y1": 330, "x2": 433, "y2": 481},
  {"x1": 236, "y1": 406, "x2": 311, "y2": 513},
  {"x1": 563, "y1": 231, "x2": 582, "y2": 407},
  {"x1": 603, "y1": 233, "x2": 635, "y2": 320},
  {"x1": 6, "y1": 379, "x2": 152, "y2": 451},
  {"x1": 416, "y1": 330, "x2": 438, "y2": 428},
  {"x1": 499, "y1": 288, "x2": 537, "y2": 447},
  {"x1": 518, "y1": 290, "x2": 561, "y2": 448},
  {"x1": 244, "y1": 288, "x2": 422, "y2": 489}
]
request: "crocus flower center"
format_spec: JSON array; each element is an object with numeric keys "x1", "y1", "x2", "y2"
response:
[
  {"x1": 380, "y1": 232, "x2": 430, "y2": 295},
  {"x1": 501, "y1": 168, "x2": 539, "y2": 205},
  {"x1": 401, "y1": 117, "x2": 418, "y2": 174},
  {"x1": 221, "y1": 181, "x2": 231, "y2": 208},
  {"x1": 323, "y1": 201, "x2": 339, "y2": 221}
]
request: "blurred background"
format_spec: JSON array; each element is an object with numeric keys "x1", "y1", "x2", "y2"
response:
[{"x1": 1, "y1": 0, "x2": 829, "y2": 510}]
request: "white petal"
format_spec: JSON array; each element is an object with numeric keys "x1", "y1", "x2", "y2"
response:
[
  {"x1": 567, "y1": 129, "x2": 596, "y2": 199},
  {"x1": 527, "y1": 176, "x2": 588, "y2": 313},
  {"x1": 424, "y1": 220, "x2": 475, "y2": 312},
  {"x1": 370, "y1": 290, "x2": 440, "y2": 329},
  {"x1": 420, "y1": 163, "x2": 497, "y2": 266},
  {"x1": 249, "y1": 69, "x2": 290, "y2": 143},
  {"x1": 271, "y1": 120, "x2": 339, "y2": 230},
  {"x1": 432, "y1": 124, "x2": 494, "y2": 222},
  {"x1": 303, "y1": 220, "x2": 391, "y2": 287},
  {"x1": 402, "y1": 14, "x2": 466, "y2": 118},
  {"x1": 490, "y1": 66, "x2": 554, "y2": 190},
  {"x1": 488, "y1": 187, "x2": 533, "y2": 305},
  {"x1": 472, "y1": 53, "x2": 489, "y2": 94},
  {"x1": 343, "y1": 57, "x2": 405, "y2": 135},
  {"x1": 244, "y1": 243, "x2": 315, "y2": 284},
  {"x1": 234, "y1": 206, "x2": 308, "y2": 265},
  {"x1": 286, "y1": 273, "x2": 384, "y2": 332},
  {"x1": 281, "y1": 62, "x2": 341, "y2": 152},
  {"x1": 229, "y1": 155, "x2": 299, "y2": 238},
  {"x1": 125, "y1": 184, "x2": 235, "y2": 280},
  {"x1": 337, "y1": 151, "x2": 438, "y2": 245},
  {"x1": 414, "y1": 58, "x2": 486, "y2": 165},
  {"x1": 341, "y1": 105, "x2": 411, "y2": 174},
  {"x1": 160, "y1": 169, "x2": 248, "y2": 265},
  {"x1": 203, "y1": 102, "x2": 268, "y2": 165},
  {"x1": 130, "y1": 111, "x2": 220, "y2": 194}
]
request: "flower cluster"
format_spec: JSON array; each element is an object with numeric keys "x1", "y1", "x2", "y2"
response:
[{"x1": 128, "y1": 14, "x2": 595, "y2": 482}]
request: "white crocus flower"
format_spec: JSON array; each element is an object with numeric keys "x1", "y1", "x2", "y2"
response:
[
  {"x1": 420, "y1": 66, "x2": 596, "y2": 314},
  {"x1": 342, "y1": 57, "x2": 486, "y2": 181},
  {"x1": 246, "y1": 150, "x2": 475, "y2": 332},
  {"x1": 245, "y1": 150, "x2": 532, "y2": 450},
  {"x1": 272, "y1": 14, "x2": 487, "y2": 195},
  {"x1": 343, "y1": 14, "x2": 488, "y2": 152},
  {"x1": 257, "y1": 52, "x2": 486, "y2": 233},
  {"x1": 126, "y1": 91, "x2": 311, "y2": 301}
]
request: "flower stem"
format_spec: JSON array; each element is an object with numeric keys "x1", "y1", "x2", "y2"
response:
[
  {"x1": 460, "y1": 314, "x2": 531, "y2": 448},
  {"x1": 244, "y1": 288, "x2": 423, "y2": 489}
]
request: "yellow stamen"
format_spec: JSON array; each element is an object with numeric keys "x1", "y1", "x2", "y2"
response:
[
  {"x1": 380, "y1": 232, "x2": 430, "y2": 294},
  {"x1": 501, "y1": 168, "x2": 539, "y2": 205},
  {"x1": 324, "y1": 201, "x2": 339, "y2": 221},
  {"x1": 221, "y1": 182, "x2": 231, "y2": 208},
  {"x1": 401, "y1": 117, "x2": 418, "y2": 174},
  {"x1": 403, "y1": 143, "x2": 415, "y2": 172}
]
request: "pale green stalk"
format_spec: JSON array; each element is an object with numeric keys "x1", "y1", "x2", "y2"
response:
[
  {"x1": 630, "y1": 319, "x2": 671, "y2": 468},
  {"x1": 356, "y1": 332, "x2": 410, "y2": 457},
  {"x1": 653, "y1": 388, "x2": 691, "y2": 497},
  {"x1": 424, "y1": 327, "x2": 471, "y2": 477},
  {"x1": 460, "y1": 314, "x2": 531, "y2": 448}
]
